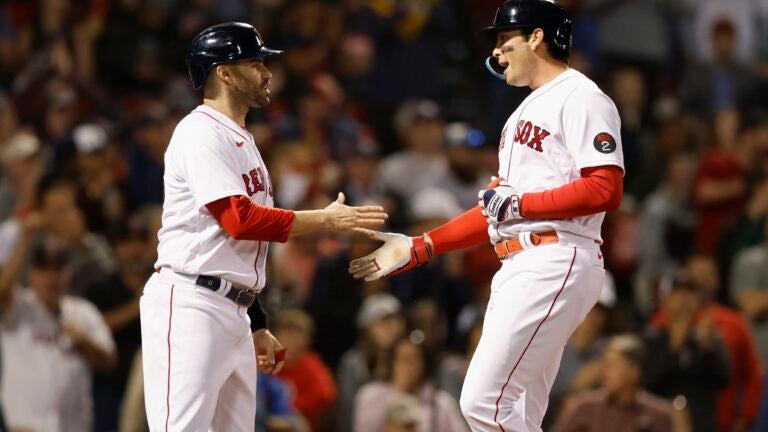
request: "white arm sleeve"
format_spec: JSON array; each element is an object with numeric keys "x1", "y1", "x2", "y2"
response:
[{"x1": 562, "y1": 87, "x2": 625, "y2": 173}]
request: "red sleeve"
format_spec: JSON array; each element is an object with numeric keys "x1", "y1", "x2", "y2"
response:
[
  {"x1": 521, "y1": 165, "x2": 623, "y2": 219},
  {"x1": 427, "y1": 207, "x2": 489, "y2": 256},
  {"x1": 206, "y1": 196, "x2": 295, "y2": 243}
]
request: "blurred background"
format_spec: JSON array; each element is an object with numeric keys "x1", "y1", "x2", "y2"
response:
[{"x1": 0, "y1": 0, "x2": 767, "y2": 431}]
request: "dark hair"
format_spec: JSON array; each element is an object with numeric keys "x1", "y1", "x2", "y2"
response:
[
  {"x1": 520, "y1": 27, "x2": 570, "y2": 63},
  {"x1": 384, "y1": 336, "x2": 436, "y2": 385}
]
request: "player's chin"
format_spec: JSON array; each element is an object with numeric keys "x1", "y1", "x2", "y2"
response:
[{"x1": 250, "y1": 94, "x2": 271, "y2": 108}]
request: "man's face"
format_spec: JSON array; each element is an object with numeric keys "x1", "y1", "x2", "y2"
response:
[
  {"x1": 225, "y1": 59, "x2": 273, "y2": 108},
  {"x1": 492, "y1": 29, "x2": 536, "y2": 87},
  {"x1": 601, "y1": 349, "x2": 639, "y2": 395},
  {"x1": 29, "y1": 266, "x2": 69, "y2": 307}
]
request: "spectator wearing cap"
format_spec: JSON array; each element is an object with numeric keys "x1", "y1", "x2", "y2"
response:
[
  {"x1": 651, "y1": 254, "x2": 763, "y2": 431},
  {"x1": 81, "y1": 217, "x2": 154, "y2": 432},
  {"x1": 555, "y1": 334, "x2": 676, "y2": 432},
  {"x1": 0, "y1": 130, "x2": 43, "y2": 221},
  {"x1": 644, "y1": 271, "x2": 731, "y2": 432},
  {"x1": 374, "y1": 99, "x2": 450, "y2": 221},
  {"x1": 272, "y1": 309, "x2": 337, "y2": 432},
  {"x1": 0, "y1": 241, "x2": 116, "y2": 432},
  {"x1": 440, "y1": 122, "x2": 493, "y2": 211},
  {"x1": 337, "y1": 293, "x2": 406, "y2": 432},
  {"x1": 353, "y1": 336, "x2": 468, "y2": 432},
  {"x1": 70, "y1": 122, "x2": 131, "y2": 234}
]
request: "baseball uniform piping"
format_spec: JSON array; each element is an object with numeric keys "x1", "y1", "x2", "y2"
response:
[
  {"x1": 165, "y1": 284, "x2": 175, "y2": 432},
  {"x1": 492, "y1": 247, "x2": 577, "y2": 431},
  {"x1": 193, "y1": 111, "x2": 250, "y2": 142}
]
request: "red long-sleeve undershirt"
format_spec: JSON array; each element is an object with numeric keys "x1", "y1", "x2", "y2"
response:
[
  {"x1": 428, "y1": 165, "x2": 623, "y2": 255},
  {"x1": 206, "y1": 195, "x2": 295, "y2": 243}
]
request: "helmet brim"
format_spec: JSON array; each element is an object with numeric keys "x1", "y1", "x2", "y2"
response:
[{"x1": 476, "y1": 25, "x2": 534, "y2": 42}]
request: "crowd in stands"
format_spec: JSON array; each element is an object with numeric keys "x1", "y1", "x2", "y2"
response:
[{"x1": 0, "y1": 0, "x2": 767, "y2": 431}]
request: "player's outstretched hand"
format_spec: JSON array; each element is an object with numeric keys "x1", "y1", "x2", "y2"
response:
[
  {"x1": 323, "y1": 193, "x2": 388, "y2": 232},
  {"x1": 348, "y1": 228, "x2": 436, "y2": 281},
  {"x1": 253, "y1": 329, "x2": 286, "y2": 375}
]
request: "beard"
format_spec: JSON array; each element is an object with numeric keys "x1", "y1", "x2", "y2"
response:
[{"x1": 232, "y1": 78, "x2": 271, "y2": 108}]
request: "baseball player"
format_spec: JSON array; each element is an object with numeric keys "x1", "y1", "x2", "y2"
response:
[
  {"x1": 349, "y1": 1, "x2": 624, "y2": 431},
  {"x1": 140, "y1": 22, "x2": 387, "y2": 432}
]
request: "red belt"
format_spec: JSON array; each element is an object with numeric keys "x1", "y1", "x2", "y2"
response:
[{"x1": 494, "y1": 230, "x2": 560, "y2": 259}]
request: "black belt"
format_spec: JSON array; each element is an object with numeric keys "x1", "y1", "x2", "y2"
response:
[{"x1": 195, "y1": 275, "x2": 257, "y2": 307}]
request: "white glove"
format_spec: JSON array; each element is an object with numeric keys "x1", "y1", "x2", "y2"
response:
[
  {"x1": 478, "y1": 180, "x2": 522, "y2": 224},
  {"x1": 348, "y1": 228, "x2": 433, "y2": 281}
]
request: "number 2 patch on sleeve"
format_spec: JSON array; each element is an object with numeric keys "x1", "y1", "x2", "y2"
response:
[{"x1": 593, "y1": 132, "x2": 617, "y2": 154}]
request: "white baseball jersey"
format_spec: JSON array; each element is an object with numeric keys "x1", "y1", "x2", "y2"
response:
[
  {"x1": 155, "y1": 104, "x2": 274, "y2": 290},
  {"x1": 491, "y1": 68, "x2": 624, "y2": 243},
  {"x1": 1, "y1": 289, "x2": 115, "y2": 432}
]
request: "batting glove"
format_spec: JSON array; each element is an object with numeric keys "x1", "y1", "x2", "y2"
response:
[
  {"x1": 478, "y1": 180, "x2": 522, "y2": 224},
  {"x1": 348, "y1": 229, "x2": 433, "y2": 281}
]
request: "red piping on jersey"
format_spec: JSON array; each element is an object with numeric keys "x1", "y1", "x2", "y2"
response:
[
  {"x1": 165, "y1": 284, "x2": 175, "y2": 432},
  {"x1": 493, "y1": 248, "x2": 577, "y2": 431},
  {"x1": 521, "y1": 165, "x2": 623, "y2": 219},
  {"x1": 193, "y1": 111, "x2": 250, "y2": 142},
  {"x1": 206, "y1": 196, "x2": 295, "y2": 243}
]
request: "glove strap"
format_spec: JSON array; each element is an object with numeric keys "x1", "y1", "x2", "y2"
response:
[{"x1": 412, "y1": 235, "x2": 434, "y2": 266}]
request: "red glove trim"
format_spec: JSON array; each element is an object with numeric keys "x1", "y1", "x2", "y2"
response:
[
  {"x1": 206, "y1": 196, "x2": 295, "y2": 243},
  {"x1": 520, "y1": 165, "x2": 623, "y2": 219}
]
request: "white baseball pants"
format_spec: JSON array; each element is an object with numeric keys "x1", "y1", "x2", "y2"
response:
[
  {"x1": 460, "y1": 232, "x2": 604, "y2": 432},
  {"x1": 140, "y1": 270, "x2": 257, "y2": 432}
]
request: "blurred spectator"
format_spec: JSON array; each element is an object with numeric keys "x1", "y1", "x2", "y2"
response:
[
  {"x1": 652, "y1": 254, "x2": 764, "y2": 431},
  {"x1": 441, "y1": 122, "x2": 493, "y2": 210},
  {"x1": 644, "y1": 271, "x2": 731, "y2": 432},
  {"x1": 682, "y1": 18, "x2": 761, "y2": 120},
  {"x1": 70, "y1": 122, "x2": 131, "y2": 234},
  {"x1": 0, "y1": 240, "x2": 116, "y2": 432},
  {"x1": 82, "y1": 218, "x2": 153, "y2": 432},
  {"x1": 38, "y1": 179, "x2": 115, "y2": 295},
  {"x1": 374, "y1": 99, "x2": 449, "y2": 221},
  {"x1": 730, "y1": 220, "x2": 768, "y2": 365},
  {"x1": 0, "y1": 130, "x2": 43, "y2": 221},
  {"x1": 256, "y1": 370, "x2": 309, "y2": 432},
  {"x1": 273, "y1": 309, "x2": 337, "y2": 432},
  {"x1": 546, "y1": 273, "x2": 618, "y2": 429},
  {"x1": 692, "y1": 108, "x2": 749, "y2": 255},
  {"x1": 353, "y1": 337, "x2": 468, "y2": 432},
  {"x1": 125, "y1": 106, "x2": 172, "y2": 206},
  {"x1": 636, "y1": 154, "x2": 696, "y2": 314},
  {"x1": 554, "y1": 334, "x2": 676, "y2": 432},
  {"x1": 608, "y1": 66, "x2": 651, "y2": 192},
  {"x1": 336, "y1": 293, "x2": 405, "y2": 432}
]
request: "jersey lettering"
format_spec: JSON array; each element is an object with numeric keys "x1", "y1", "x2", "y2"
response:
[
  {"x1": 242, "y1": 167, "x2": 266, "y2": 196},
  {"x1": 513, "y1": 120, "x2": 550, "y2": 153}
]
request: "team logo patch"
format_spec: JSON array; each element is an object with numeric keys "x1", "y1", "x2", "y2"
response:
[{"x1": 593, "y1": 132, "x2": 616, "y2": 154}]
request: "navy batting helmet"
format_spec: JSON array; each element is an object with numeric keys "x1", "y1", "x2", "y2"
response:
[
  {"x1": 186, "y1": 22, "x2": 282, "y2": 91},
  {"x1": 479, "y1": 0, "x2": 572, "y2": 79}
]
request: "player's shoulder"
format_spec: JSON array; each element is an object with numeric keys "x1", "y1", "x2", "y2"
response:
[
  {"x1": 562, "y1": 72, "x2": 612, "y2": 104},
  {"x1": 173, "y1": 110, "x2": 225, "y2": 139}
]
